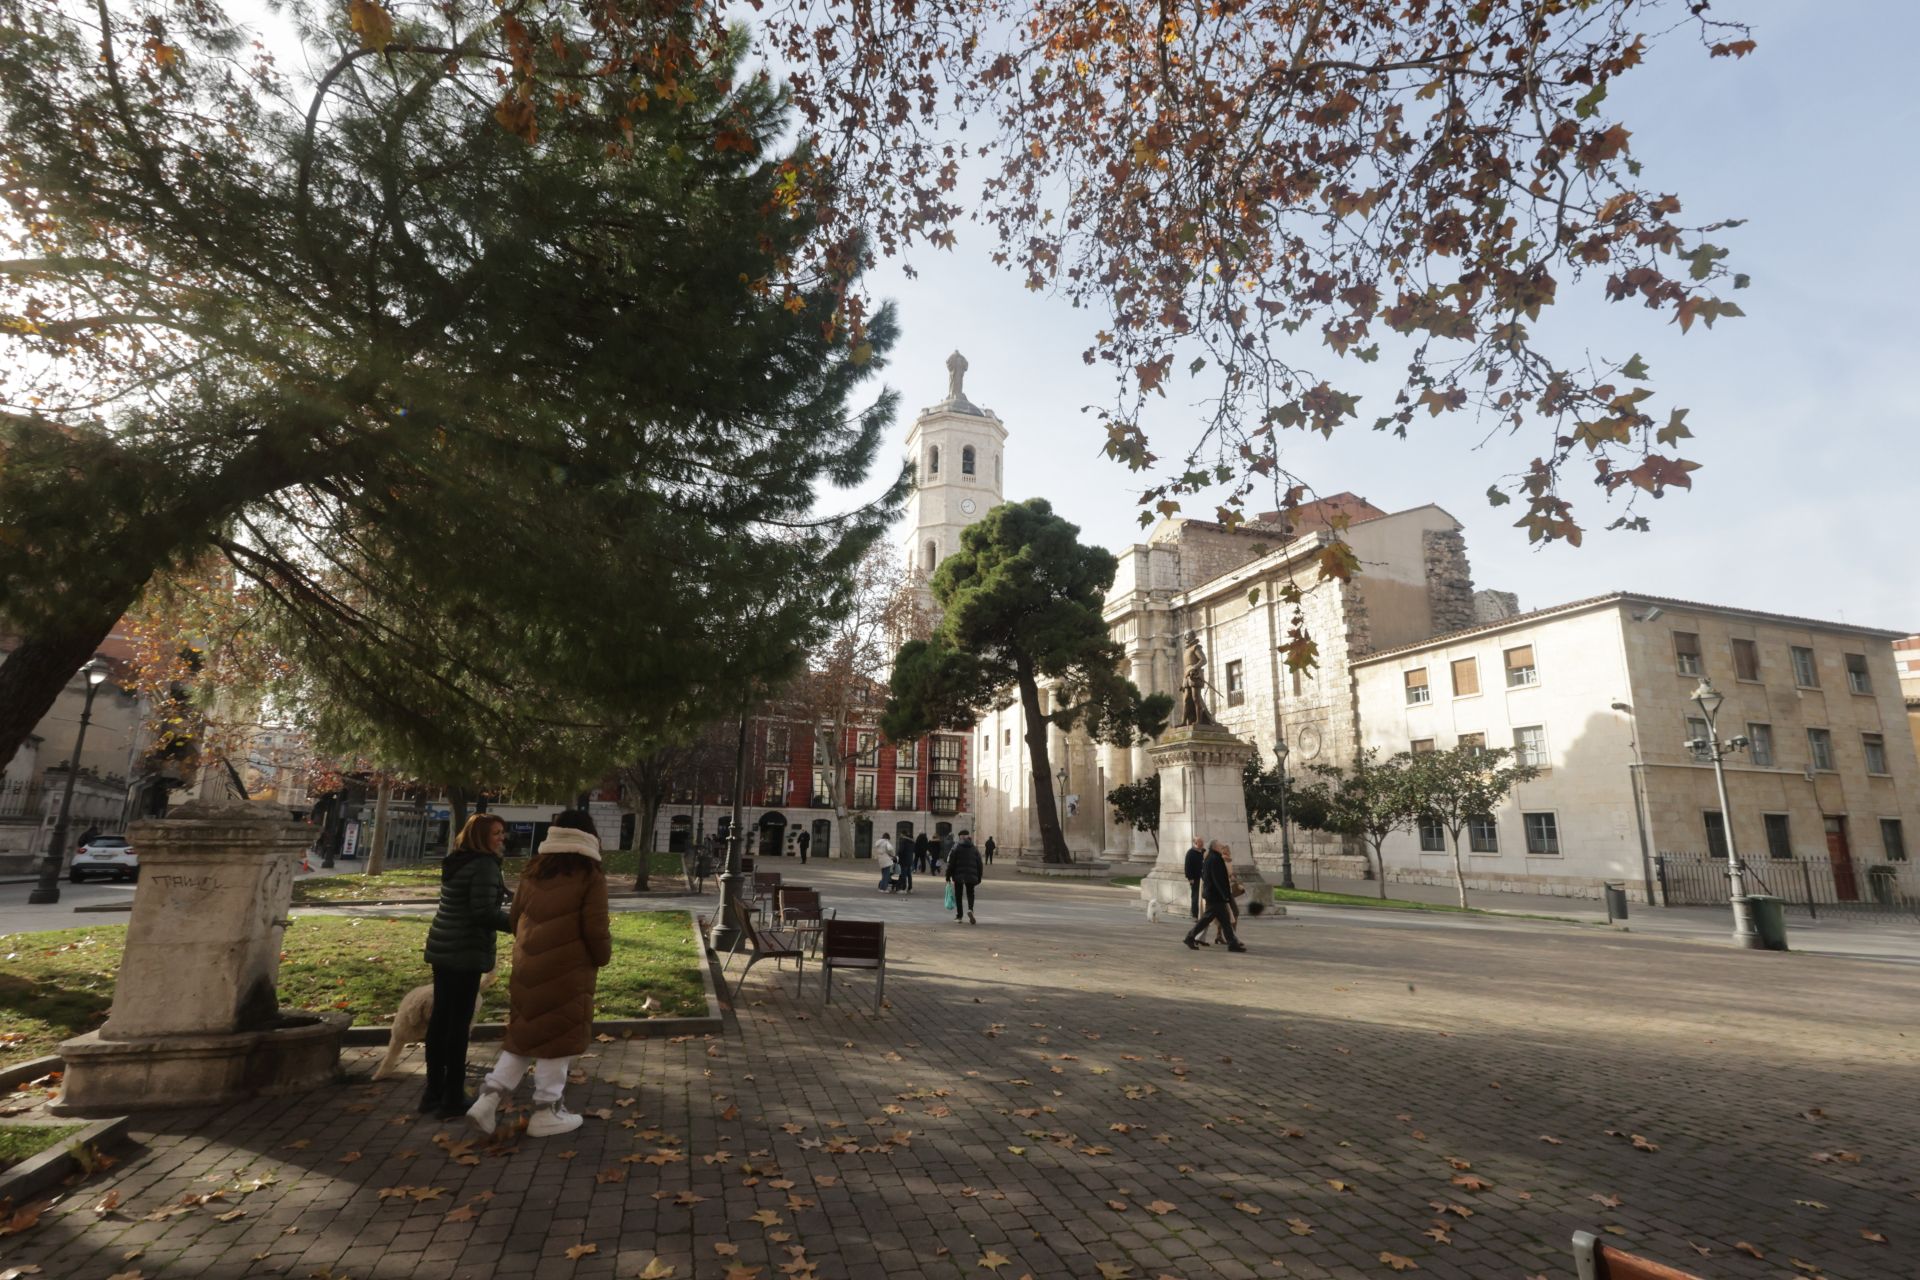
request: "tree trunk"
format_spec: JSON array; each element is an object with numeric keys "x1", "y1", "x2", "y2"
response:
[
  {"x1": 635, "y1": 791, "x2": 661, "y2": 892},
  {"x1": 1447, "y1": 830, "x2": 1469, "y2": 908},
  {"x1": 0, "y1": 613, "x2": 130, "y2": 776},
  {"x1": 366, "y1": 775, "x2": 393, "y2": 876},
  {"x1": 449, "y1": 786, "x2": 470, "y2": 845},
  {"x1": 1368, "y1": 838, "x2": 1389, "y2": 899},
  {"x1": 1014, "y1": 663, "x2": 1070, "y2": 863}
]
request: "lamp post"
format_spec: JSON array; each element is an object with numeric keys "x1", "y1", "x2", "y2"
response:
[
  {"x1": 30, "y1": 657, "x2": 111, "y2": 905},
  {"x1": 1275, "y1": 741, "x2": 1296, "y2": 890},
  {"x1": 1691, "y1": 678, "x2": 1759, "y2": 948}
]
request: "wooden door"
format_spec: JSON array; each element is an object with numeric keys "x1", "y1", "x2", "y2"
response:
[{"x1": 1824, "y1": 816, "x2": 1857, "y2": 901}]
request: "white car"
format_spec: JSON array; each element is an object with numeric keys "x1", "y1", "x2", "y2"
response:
[{"x1": 69, "y1": 835, "x2": 138, "y2": 883}]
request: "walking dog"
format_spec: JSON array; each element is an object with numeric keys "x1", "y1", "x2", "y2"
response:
[{"x1": 372, "y1": 969, "x2": 498, "y2": 1080}]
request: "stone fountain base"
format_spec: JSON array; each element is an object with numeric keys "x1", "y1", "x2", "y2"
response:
[{"x1": 51, "y1": 1009, "x2": 349, "y2": 1117}]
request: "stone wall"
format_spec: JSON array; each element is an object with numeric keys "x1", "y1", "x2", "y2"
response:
[
  {"x1": 1473, "y1": 589, "x2": 1521, "y2": 623},
  {"x1": 1422, "y1": 529, "x2": 1476, "y2": 637}
]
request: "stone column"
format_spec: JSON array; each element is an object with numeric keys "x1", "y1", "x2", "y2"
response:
[{"x1": 1140, "y1": 726, "x2": 1272, "y2": 910}]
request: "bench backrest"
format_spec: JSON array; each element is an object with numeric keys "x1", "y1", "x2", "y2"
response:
[
  {"x1": 1574, "y1": 1233, "x2": 1702, "y2": 1280},
  {"x1": 753, "y1": 871, "x2": 782, "y2": 896},
  {"x1": 823, "y1": 919, "x2": 885, "y2": 961}
]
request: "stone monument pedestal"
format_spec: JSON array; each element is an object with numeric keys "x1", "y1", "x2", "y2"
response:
[
  {"x1": 53, "y1": 799, "x2": 347, "y2": 1116},
  {"x1": 1015, "y1": 852, "x2": 1112, "y2": 879},
  {"x1": 1140, "y1": 726, "x2": 1273, "y2": 912}
]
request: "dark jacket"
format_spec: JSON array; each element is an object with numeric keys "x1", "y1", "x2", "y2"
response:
[
  {"x1": 423, "y1": 851, "x2": 512, "y2": 972},
  {"x1": 945, "y1": 838, "x2": 983, "y2": 886},
  {"x1": 914, "y1": 833, "x2": 930, "y2": 858},
  {"x1": 502, "y1": 861, "x2": 613, "y2": 1059},
  {"x1": 1183, "y1": 844, "x2": 1205, "y2": 881},
  {"x1": 1199, "y1": 848, "x2": 1234, "y2": 905}
]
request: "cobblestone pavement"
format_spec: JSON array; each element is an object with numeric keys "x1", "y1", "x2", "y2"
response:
[{"x1": 9, "y1": 865, "x2": 1919, "y2": 1280}]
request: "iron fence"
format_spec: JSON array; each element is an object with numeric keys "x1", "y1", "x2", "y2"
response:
[{"x1": 1655, "y1": 851, "x2": 1920, "y2": 921}]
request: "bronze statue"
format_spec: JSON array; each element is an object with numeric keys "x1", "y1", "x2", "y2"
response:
[
  {"x1": 1178, "y1": 632, "x2": 1216, "y2": 728},
  {"x1": 946, "y1": 349, "x2": 969, "y2": 401}
]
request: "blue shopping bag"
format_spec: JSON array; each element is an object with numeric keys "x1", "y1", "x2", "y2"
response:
[{"x1": 943, "y1": 882, "x2": 956, "y2": 911}]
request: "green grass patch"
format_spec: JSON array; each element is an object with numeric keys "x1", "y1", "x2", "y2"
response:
[
  {"x1": 1272, "y1": 886, "x2": 1586, "y2": 924},
  {"x1": 0, "y1": 912, "x2": 705, "y2": 1067},
  {"x1": 1108, "y1": 875, "x2": 1143, "y2": 888},
  {"x1": 293, "y1": 851, "x2": 687, "y2": 902},
  {"x1": 0, "y1": 1123, "x2": 86, "y2": 1172}
]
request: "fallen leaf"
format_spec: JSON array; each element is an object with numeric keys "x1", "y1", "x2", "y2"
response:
[
  {"x1": 444, "y1": 1205, "x2": 478, "y2": 1223},
  {"x1": 1146, "y1": 1201, "x2": 1177, "y2": 1215},
  {"x1": 1795, "y1": 1199, "x2": 1827, "y2": 1210},
  {"x1": 1687, "y1": 1242, "x2": 1712, "y2": 1257},
  {"x1": 1589, "y1": 1193, "x2": 1622, "y2": 1209},
  {"x1": 1538, "y1": 1135, "x2": 1563, "y2": 1145},
  {"x1": 978, "y1": 1250, "x2": 1012, "y2": 1271},
  {"x1": 1286, "y1": 1218, "x2": 1313, "y2": 1237},
  {"x1": 1235, "y1": 1202, "x2": 1262, "y2": 1215},
  {"x1": 215, "y1": 1209, "x2": 246, "y2": 1222},
  {"x1": 1734, "y1": 1242, "x2": 1765, "y2": 1260},
  {"x1": 1445, "y1": 1158, "x2": 1472, "y2": 1171},
  {"x1": 724, "y1": 1268, "x2": 762, "y2": 1280},
  {"x1": 637, "y1": 1259, "x2": 676, "y2": 1279},
  {"x1": 564, "y1": 1243, "x2": 598, "y2": 1260},
  {"x1": 1788, "y1": 1259, "x2": 1822, "y2": 1275},
  {"x1": 1379, "y1": 1253, "x2": 1419, "y2": 1272},
  {"x1": 1630, "y1": 1134, "x2": 1659, "y2": 1152},
  {"x1": 1450, "y1": 1174, "x2": 1491, "y2": 1192},
  {"x1": 1327, "y1": 1179, "x2": 1355, "y2": 1193},
  {"x1": 751, "y1": 1210, "x2": 784, "y2": 1228},
  {"x1": 94, "y1": 1190, "x2": 122, "y2": 1215},
  {"x1": 337, "y1": 1151, "x2": 362, "y2": 1164},
  {"x1": 1095, "y1": 1265, "x2": 1133, "y2": 1280},
  {"x1": 714, "y1": 1244, "x2": 741, "y2": 1257},
  {"x1": 1422, "y1": 1227, "x2": 1450, "y2": 1244}
]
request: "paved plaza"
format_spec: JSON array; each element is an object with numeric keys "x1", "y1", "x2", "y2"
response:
[{"x1": 8, "y1": 865, "x2": 1919, "y2": 1279}]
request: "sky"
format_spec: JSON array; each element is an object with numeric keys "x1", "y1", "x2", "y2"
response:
[{"x1": 825, "y1": 2, "x2": 1920, "y2": 634}]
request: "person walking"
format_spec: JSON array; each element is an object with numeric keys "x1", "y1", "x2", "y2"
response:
[
  {"x1": 876, "y1": 835, "x2": 897, "y2": 892},
  {"x1": 937, "y1": 831, "x2": 954, "y2": 874},
  {"x1": 1183, "y1": 835, "x2": 1206, "y2": 924},
  {"x1": 893, "y1": 834, "x2": 913, "y2": 894},
  {"x1": 983, "y1": 836, "x2": 997, "y2": 865},
  {"x1": 795, "y1": 829, "x2": 810, "y2": 865},
  {"x1": 913, "y1": 831, "x2": 930, "y2": 873},
  {"x1": 946, "y1": 828, "x2": 983, "y2": 925},
  {"x1": 1212, "y1": 845, "x2": 1245, "y2": 945},
  {"x1": 420, "y1": 814, "x2": 512, "y2": 1117},
  {"x1": 1184, "y1": 840, "x2": 1247, "y2": 952},
  {"x1": 466, "y1": 811, "x2": 612, "y2": 1138}
]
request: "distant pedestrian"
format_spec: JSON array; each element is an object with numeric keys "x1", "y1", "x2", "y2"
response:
[
  {"x1": 467, "y1": 811, "x2": 611, "y2": 1138},
  {"x1": 1183, "y1": 835, "x2": 1206, "y2": 924},
  {"x1": 946, "y1": 829, "x2": 983, "y2": 925},
  {"x1": 893, "y1": 836, "x2": 913, "y2": 894},
  {"x1": 983, "y1": 836, "x2": 997, "y2": 865},
  {"x1": 421, "y1": 814, "x2": 513, "y2": 1117},
  {"x1": 1212, "y1": 845, "x2": 1245, "y2": 945},
  {"x1": 795, "y1": 829, "x2": 810, "y2": 865},
  {"x1": 938, "y1": 831, "x2": 954, "y2": 873},
  {"x1": 914, "y1": 831, "x2": 930, "y2": 873},
  {"x1": 1184, "y1": 840, "x2": 1246, "y2": 953},
  {"x1": 877, "y1": 837, "x2": 898, "y2": 892}
]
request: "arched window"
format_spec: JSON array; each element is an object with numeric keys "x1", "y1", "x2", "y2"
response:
[
  {"x1": 928, "y1": 445, "x2": 940, "y2": 476},
  {"x1": 961, "y1": 445, "x2": 976, "y2": 475},
  {"x1": 923, "y1": 540, "x2": 937, "y2": 573},
  {"x1": 995, "y1": 453, "x2": 1002, "y2": 486}
]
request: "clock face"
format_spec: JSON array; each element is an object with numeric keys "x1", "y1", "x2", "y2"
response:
[{"x1": 960, "y1": 498, "x2": 977, "y2": 515}]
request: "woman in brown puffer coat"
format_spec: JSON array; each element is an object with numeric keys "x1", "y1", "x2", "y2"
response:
[{"x1": 465, "y1": 810, "x2": 611, "y2": 1138}]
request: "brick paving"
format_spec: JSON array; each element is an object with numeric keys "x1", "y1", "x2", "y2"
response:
[{"x1": 8, "y1": 864, "x2": 1920, "y2": 1279}]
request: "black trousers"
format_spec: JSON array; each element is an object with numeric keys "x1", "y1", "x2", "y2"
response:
[
  {"x1": 1185, "y1": 900, "x2": 1241, "y2": 947},
  {"x1": 425, "y1": 965, "x2": 484, "y2": 1089},
  {"x1": 952, "y1": 881, "x2": 976, "y2": 917},
  {"x1": 1187, "y1": 878, "x2": 1200, "y2": 919}
]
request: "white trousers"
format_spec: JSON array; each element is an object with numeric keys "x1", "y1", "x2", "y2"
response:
[{"x1": 482, "y1": 1051, "x2": 572, "y2": 1105}]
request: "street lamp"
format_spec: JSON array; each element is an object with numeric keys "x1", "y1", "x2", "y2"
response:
[
  {"x1": 1691, "y1": 678, "x2": 1759, "y2": 948},
  {"x1": 1275, "y1": 741, "x2": 1296, "y2": 890},
  {"x1": 30, "y1": 657, "x2": 112, "y2": 906}
]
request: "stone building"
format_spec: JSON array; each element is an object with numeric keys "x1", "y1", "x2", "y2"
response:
[{"x1": 1353, "y1": 595, "x2": 1920, "y2": 901}]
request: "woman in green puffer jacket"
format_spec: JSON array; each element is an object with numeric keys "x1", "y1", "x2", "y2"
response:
[{"x1": 419, "y1": 813, "x2": 512, "y2": 1116}]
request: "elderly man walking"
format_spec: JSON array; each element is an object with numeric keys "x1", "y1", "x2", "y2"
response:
[
  {"x1": 1184, "y1": 840, "x2": 1247, "y2": 953},
  {"x1": 1182, "y1": 835, "x2": 1206, "y2": 923}
]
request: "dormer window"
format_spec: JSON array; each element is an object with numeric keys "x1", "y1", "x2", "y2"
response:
[
  {"x1": 928, "y1": 445, "x2": 940, "y2": 476},
  {"x1": 962, "y1": 445, "x2": 976, "y2": 475},
  {"x1": 923, "y1": 540, "x2": 936, "y2": 573}
]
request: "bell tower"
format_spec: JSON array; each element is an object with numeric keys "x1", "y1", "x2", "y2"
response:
[{"x1": 901, "y1": 351, "x2": 1008, "y2": 613}]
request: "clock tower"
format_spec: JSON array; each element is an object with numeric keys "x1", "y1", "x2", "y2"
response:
[{"x1": 901, "y1": 351, "x2": 1008, "y2": 610}]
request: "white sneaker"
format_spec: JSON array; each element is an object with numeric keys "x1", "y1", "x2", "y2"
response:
[
  {"x1": 527, "y1": 1102, "x2": 583, "y2": 1138},
  {"x1": 466, "y1": 1086, "x2": 505, "y2": 1136}
]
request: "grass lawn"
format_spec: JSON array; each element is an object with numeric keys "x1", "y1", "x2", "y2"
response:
[
  {"x1": 1108, "y1": 875, "x2": 1143, "y2": 888},
  {"x1": 0, "y1": 911, "x2": 705, "y2": 1068},
  {"x1": 293, "y1": 850, "x2": 687, "y2": 902},
  {"x1": 1273, "y1": 886, "x2": 1583, "y2": 922},
  {"x1": 0, "y1": 1123, "x2": 85, "y2": 1173}
]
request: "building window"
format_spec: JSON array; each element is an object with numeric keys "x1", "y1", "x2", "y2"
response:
[
  {"x1": 1703, "y1": 810, "x2": 1728, "y2": 859},
  {"x1": 962, "y1": 445, "x2": 976, "y2": 475},
  {"x1": 1685, "y1": 716, "x2": 1711, "y2": 760},
  {"x1": 1732, "y1": 638, "x2": 1760, "y2": 682},
  {"x1": 896, "y1": 741, "x2": 917, "y2": 769},
  {"x1": 853, "y1": 772, "x2": 877, "y2": 808},
  {"x1": 1673, "y1": 631, "x2": 1703, "y2": 676},
  {"x1": 1458, "y1": 732, "x2": 1486, "y2": 756},
  {"x1": 1504, "y1": 645, "x2": 1538, "y2": 688},
  {"x1": 1790, "y1": 645, "x2": 1818, "y2": 689},
  {"x1": 1747, "y1": 723, "x2": 1774, "y2": 768},
  {"x1": 1003, "y1": 728, "x2": 1012, "y2": 746},
  {"x1": 1763, "y1": 813, "x2": 1792, "y2": 860},
  {"x1": 766, "y1": 724, "x2": 791, "y2": 758},
  {"x1": 1467, "y1": 815, "x2": 1499, "y2": 853},
  {"x1": 930, "y1": 775, "x2": 962, "y2": 814},
  {"x1": 1512, "y1": 725, "x2": 1548, "y2": 769},
  {"x1": 1417, "y1": 814, "x2": 1446, "y2": 852},
  {"x1": 1807, "y1": 728, "x2": 1834, "y2": 772},
  {"x1": 765, "y1": 768, "x2": 789, "y2": 805},
  {"x1": 1405, "y1": 668, "x2": 1431, "y2": 705},
  {"x1": 922, "y1": 540, "x2": 937, "y2": 574},
  {"x1": 1225, "y1": 660, "x2": 1246, "y2": 707},
  {"x1": 1523, "y1": 812, "x2": 1560, "y2": 855},
  {"x1": 928, "y1": 444, "x2": 940, "y2": 476},
  {"x1": 1450, "y1": 658, "x2": 1480, "y2": 698},
  {"x1": 894, "y1": 775, "x2": 916, "y2": 810},
  {"x1": 1845, "y1": 653, "x2": 1872, "y2": 694},
  {"x1": 856, "y1": 731, "x2": 879, "y2": 768},
  {"x1": 1410, "y1": 738, "x2": 1436, "y2": 755},
  {"x1": 811, "y1": 770, "x2": 831, "y2": 806},
  {"x1": 931, "y1": 736, "x2": 963, "y2": 772},
  {"x1": 995, "y1": 453, "x2": 1002, "y2": 486},
  {"x1": 1883, "y1": 818, "x2": 1908, "y2": 862},
  {"x1": 1863, "y1": 732, "x2": 1889, "y2": 775}
]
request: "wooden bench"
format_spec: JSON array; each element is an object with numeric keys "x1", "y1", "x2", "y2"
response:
[
  {"x1": 713, "y1": 900, "x2": 805, "y2": 1000},
  {"x1": 1573, "y1": 1231, "x2": 1703, "y2": 1280},
  {"x1": 821, "y1": 919, "x2": 886, "y2": 1013}
]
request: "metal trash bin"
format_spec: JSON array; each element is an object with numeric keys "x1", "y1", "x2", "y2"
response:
[
  {"x1": 1745, "y1": 895, "x2": 1789, "y2": 951},
  {"x1": 1602, "y1": 882, "x2": 1629, "y2": 922}
]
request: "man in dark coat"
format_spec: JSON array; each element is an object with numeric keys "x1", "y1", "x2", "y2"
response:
[
  {"x1": 1184, "y1": 840, "x2": 1247, "y2": 952},
  {"x1": 914, "y1": 831, "x2": 930, "y2": 872},
  {"x1": 983, "y1": 836, "x2": 997, "y2": 865},
  {"x1": 1182, "y1": 835, "x2": 1206, "y2": 922},
  {"x1": 795, "y1": 829, "x2": 810, "y2": 864},
  {"x1": 946, "y1": 829, "x2": 984, "y2": 924}
]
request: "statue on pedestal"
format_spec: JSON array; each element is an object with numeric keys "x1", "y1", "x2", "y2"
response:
[
  {"x1": 1178, "y1": 632, "x2": 1217, "y2": 728},
  {"x1": 946, "y1": 349, "x2": 969, "y2": 401}
]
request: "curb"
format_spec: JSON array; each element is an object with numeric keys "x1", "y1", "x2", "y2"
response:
[
  {"x1": 0, "y1": 1055, "x2": 65, "y2": 1092},
  {"x1": 288, "y1": 890, "x2": 701, "y2": 909},
  {"x1": 0, "y1": 1115, "x2": 131, "y2": 1205}
]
